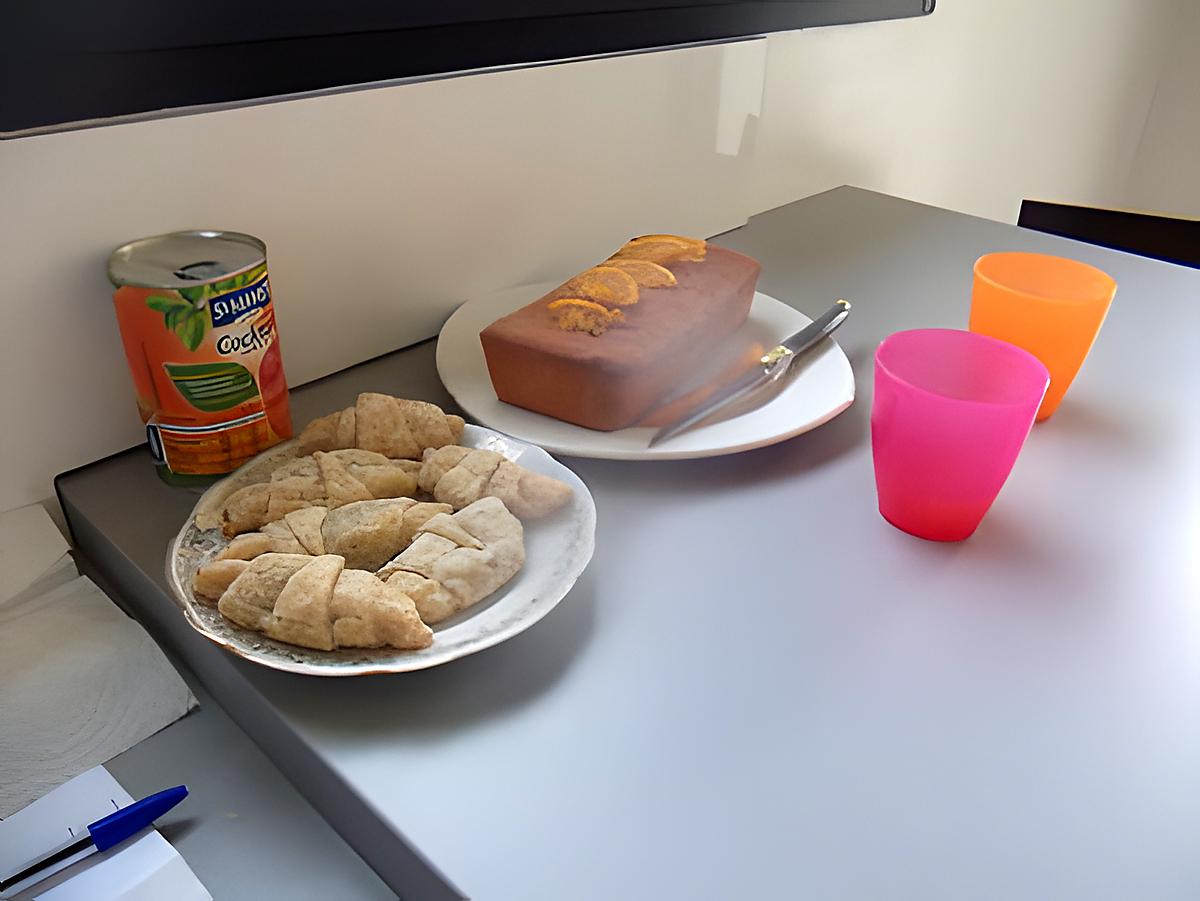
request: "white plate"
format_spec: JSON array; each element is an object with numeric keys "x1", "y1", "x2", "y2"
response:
[
  {"x1": 437, "y1": 283, "x2": 856, "y2": 460},
  {"x1": 166, "y1": 425, "x2": 596, "y2": 676}
]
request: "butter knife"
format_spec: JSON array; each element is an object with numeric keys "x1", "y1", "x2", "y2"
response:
[{"x1": 648, "y1": 299, "x2": 851, "y2": 447}]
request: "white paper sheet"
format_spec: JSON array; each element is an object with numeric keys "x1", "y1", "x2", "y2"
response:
[
  {"x1": 33, "y1": 833, "x2": 210, "y2": 901},
  {"x1": 0, "y1": 767, "x2": 209, "y2": 901},
  {"x1": 0, "y1": 505, "x2": 197, "y2": 817},
  {"x1": 0, "y1": 767, "x2": 123, "y2": 889}
]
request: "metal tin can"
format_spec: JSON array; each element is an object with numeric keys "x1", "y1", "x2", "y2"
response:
[{"x1": 107, "y1": 230, "x2": 293, "y2": 485}]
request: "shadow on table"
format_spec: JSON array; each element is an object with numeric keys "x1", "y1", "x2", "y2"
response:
[
  {"x1": 158, "y1": 816, "x2": 203, "y2": 845},
  {"x1": 576, "y1": 345, "x2": 871, "y2": 497},
  {"x1": 900, "y1": 505, "x2": 1067, "y2": 576},
  {"x1": 252, "y1": 569, "x2": 599, "y2": 739},
  {"x1": 1037, "y1": 397, "x2": 1158, "y2": 457}
]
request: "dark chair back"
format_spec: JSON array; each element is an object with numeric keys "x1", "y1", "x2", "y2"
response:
[{"x1": 1019, "y1": 200, "x2": 1199, "y2": 269}]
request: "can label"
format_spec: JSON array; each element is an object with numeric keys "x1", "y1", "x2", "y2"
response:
[
  {"x1": 112, "y1": 261, "x2": 292, "y2": 477},
  {"x1": 209, "y1": 270, "x2": 271, "y2": 328}
]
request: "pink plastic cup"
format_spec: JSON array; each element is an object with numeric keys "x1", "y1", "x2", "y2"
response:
[{"x1": 871, "y1": 329, "x2": 1050, "y2": 541}]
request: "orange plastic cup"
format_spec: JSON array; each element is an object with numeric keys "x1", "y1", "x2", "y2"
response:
[{"x1": 969, "y1": 252, "x2": 1116, "y2": 421}]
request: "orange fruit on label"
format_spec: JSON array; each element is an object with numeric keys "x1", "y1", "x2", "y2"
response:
[
  {"x1": 548, "y1": 298, "x2": 626, "y2": 336},
  {"x1": 561, "y1": 266, "x2": 640, "y2": 307},
  {"x1": 602, "y1": 259, "x2": 678, "y2": 288}
]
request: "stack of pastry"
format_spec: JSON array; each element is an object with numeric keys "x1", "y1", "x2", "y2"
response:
[{"x1": 190, "y1": 393, "x2": 572, "y2": 653}]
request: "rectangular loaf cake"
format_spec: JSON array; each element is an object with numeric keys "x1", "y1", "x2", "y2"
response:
[{"x1": 479, "y1": 242, "x2": 761, "y2": 431}]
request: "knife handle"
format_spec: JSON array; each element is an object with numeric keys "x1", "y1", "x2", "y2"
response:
[
  {"x1": 776, "y1": 299, "x2": 851, "y2": 361},
  {"x1": 649, "y1": 298, "x2": 851, "y2": 447}
]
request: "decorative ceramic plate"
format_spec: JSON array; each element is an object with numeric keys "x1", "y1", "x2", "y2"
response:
[
  {"x1": 437, "y1": 284, "x2": 856, "y2": 460},
  {"x1": 166, "y1": 425, "x2": 596, "y2": 676}
]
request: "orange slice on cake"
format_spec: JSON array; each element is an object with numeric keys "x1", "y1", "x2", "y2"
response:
[
  {"x1": 628, "y1": 234, "x2": 706, "y2": 249},
  {"x1": 602, "y1": 259, "x2": 678, "y2": 288},
  {"x1": 548, "y1": 298, "x2": 626, "y2": 336},
  {"x1": 561, "y1": 266, "x2": 641, "y2": 307},
  {"x1": 609, "y1": 234, "x2": 707, "y2": 264}
]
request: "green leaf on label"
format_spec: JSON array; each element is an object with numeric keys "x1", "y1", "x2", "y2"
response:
[
  {"x1": 165, "y1": 305, "x2": 188, "y2": 332},
  {"x1": 178, "y1": 286, "x2": 206, "y2": 303},
  {"x1": 214, "y1": 277, "x2": 239, "y2": 293},
  {"x1": 166, "y1": 309, "x2": 204, "y2": 355},
  {"x1": 147, "y1": 294, "x2": 209, "y2": 350},
  {"x1": 146, "y1": 294, "x2": 189, "y2": 313},
  {"x1": 180, "y1": 309, "x2": 208, "y2": 351},
  {"x1": 170, "y1": 309, "x2": 189, "y2": 344}
]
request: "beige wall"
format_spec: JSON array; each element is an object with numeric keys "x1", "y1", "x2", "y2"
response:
[
  {"x1": 0, "y1": 0, "x2": 1186, "y2": 509},
  {"x1": 1123, "y1": 1, "x2": 1200, "y2": 217},
  {"x1": 749, "y1": 0, "x2": 1180, "y2": 222}
]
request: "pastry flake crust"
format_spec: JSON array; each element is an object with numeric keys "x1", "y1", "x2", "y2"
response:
[
  {"x1": 215, "y1": 552, "x2": 433, "y2": 651},
  {"x1": 420, "y1": 446, "x2": 573, "y2": 519},
  {"x1": 321, "y1": 498, "x2": 452, "y2": 572},
  {"x1": 217, "y1": 450, "x2": 423, "y2": 537},
  {"x1": 378, "y1": 497, "x2": 525, "y2": 624},
  {"x1": 298, "y1": 393, "x2": 465, "y2": 459}
]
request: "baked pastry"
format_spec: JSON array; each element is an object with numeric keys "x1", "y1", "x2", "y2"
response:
[
  {"x1": 194, "y1": 394, "x2": 460, "y2": 532},
  {"x1": 193, "y1": 558, "x2": 251, "y2": 602},
  {"x1": 321, "y1": 499, "x2": 455, "y2": 571},
  {"x1": 215, "y1": 553, "x2": 433, "y2": 651},
  {"x1": 269, "y1": 449, "x2": 422, "y2": 499},
  {"x1": 298, "y1": 392, "x2": 465, "y2": 458},
  {"x1": 378, "y1": 497, "x2": 525, "y2": 623},
  {"x1": 418, "y1": 446, "x2": 572, "y2": 519},
  {"x1": 184, "y1": 391, "x2": 571, "y2": 650},
  {"x1": 216, "y1": 450, "x2": 422, "y2": 537},
  {"x1": 279, "y1": 506, "x2": 327, "y2": 554},
  {"x1": 194, "y1": 494, "x2": 528, "y2": 643},
  {"x1": 215, "y1": 498, "x2": 453, "y2": 571},
  {"x1": 479, "y1": 235, "x2": 761, "y2": 430}
]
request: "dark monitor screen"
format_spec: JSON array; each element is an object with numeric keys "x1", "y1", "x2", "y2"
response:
[{"x1": 1, "y1": 0, "x2": 933, "y2": 136}]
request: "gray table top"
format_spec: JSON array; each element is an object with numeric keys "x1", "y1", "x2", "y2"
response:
[
  {"x1": 59, "y1": 187, "x2": 1200, "y2": 900},
  {"x1": 105, "y1": 672, "x2": 395, "y2": 901}
]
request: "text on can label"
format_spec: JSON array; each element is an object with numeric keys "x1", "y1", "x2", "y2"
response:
[{"x1": 209, "y1": 273, "x2": 271, "y2": 328}]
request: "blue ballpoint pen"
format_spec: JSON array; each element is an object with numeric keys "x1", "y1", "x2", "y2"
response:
[{"x1": 0, "y1": 785, "x2": 188, "y2": 892}]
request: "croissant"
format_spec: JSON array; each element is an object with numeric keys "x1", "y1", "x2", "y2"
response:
[
  {"x1": 214, "y1": 553, "x2": 433, "y2": 651},
  {"x1": 216, "y1": 498, "x2": 452, "y2": 572},
  {"x1": 193, "y1": 558, "x2": 251, "y2": 602},
  {"x1": 322, "y1": 499, "x2": 453, "y2": 571},
  {"x1": 195, "y1": 497, "x2": 526, "y2": 641},
  {"x1": 193, "y1": 390, "x2": 459, "y2": 533},
  {"x1": 217, "y1": 450, "x2": 421, "y2": 537},
  {"x1": 299, "y1": 393, "x2": 465, "y2": 459},
  {"x1": 377, "y1": 496, "x2": 525, "y2": 623},
  {"x1": 269, "y1": 449, "x2": 422, "y2": 499},
  {"x1": 418, "y1": 446, "x2": 572, "y2": 519}
]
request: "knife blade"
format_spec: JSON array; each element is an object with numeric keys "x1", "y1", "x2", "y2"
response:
[{"x1": 648, "y1": 299, "x2": 851, "y2": 447}]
